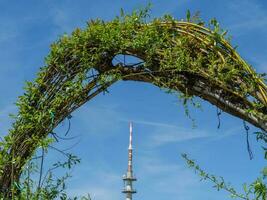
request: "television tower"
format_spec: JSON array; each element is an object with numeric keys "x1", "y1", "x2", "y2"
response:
[{"x1": 122, "y1": 122, "x2": 137, "y2": 200}]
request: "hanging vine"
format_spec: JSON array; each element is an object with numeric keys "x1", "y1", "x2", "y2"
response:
[{"x1": 0, "y1": 7, "x2": 266, "y2": 197}]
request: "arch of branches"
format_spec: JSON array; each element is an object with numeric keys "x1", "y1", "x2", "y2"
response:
[{"x1": 0, "y1": 9, "x2": 266, "y2": 196}]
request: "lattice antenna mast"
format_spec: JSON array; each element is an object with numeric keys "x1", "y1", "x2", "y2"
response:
[{"x1": 122, "y1": 122, "x2": 137, "y2": 200}]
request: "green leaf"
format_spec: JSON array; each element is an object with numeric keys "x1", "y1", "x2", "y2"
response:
[
  {"x1": 120, "y1": 8, "x2": 124, "y2": 17},
  {"x1": 262, "y1": 167, "x2": 267, "y2": 178},
  {"x1": 186, "y1": 10, "x2": 191, "y2": 22}
]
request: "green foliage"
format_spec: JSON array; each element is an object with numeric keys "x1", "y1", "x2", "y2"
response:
[
  {"x1": 0, "y1": 5, "x2": 266, "y2": 198},
  {"x1": 182, "y1": 154, "x2": 267, "y2": 200},
  {"x1": 3, "y1": 151, "x2": 88, "y2": 200},
  {"x1": 254, "y1": 131, "x2": 267, "y2": 159}
]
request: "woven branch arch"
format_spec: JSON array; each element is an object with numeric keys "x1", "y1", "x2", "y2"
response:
[{"x1": 0, "y1": 10, "x2": 266, "y2": 195}]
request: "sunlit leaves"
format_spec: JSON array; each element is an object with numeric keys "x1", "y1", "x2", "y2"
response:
[
  {"x1": 182, "y1": 154, "x2": 267, "y2": 200},
  {"x1": 0, "y1": 6, "x2": 266, "y2": 198}
]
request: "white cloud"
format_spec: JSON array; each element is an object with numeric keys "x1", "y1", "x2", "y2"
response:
[
  {"x1": 46, "y1": 1, "x2": 89, "y2": 35},
  {"x1": 149, "y1": 127, "x2": 210, "y2": 147},
  {"x1": 67, "y1": 169, "x2": 121, "y2": 200},
  {"x1": 223, "y1": 0, "x2": 267, "y2": 73},
  {"x1": 136, "y1": 152, "x2": 202, "y2": 198},
  {"x1": 227, "y1": 0, "x2": 267, "y2": 32},
  {"x1": 138, "y1": 155, "x2": 181, "y2": 174},
  {"x1": 88, "y1": 187, "x2": 120, "y2": 200},
  {"x1": 121, "y1": 118, "x2": 177, "y2": 128},
  {"x1": 0, "y1": 13, "x2": 41, "y2": 44},
  {"x1": 127, "y1": 119, "x2": 211, "y2": 147},
  {"x1": 72, "y1": 103, "x2": 125, "y2": 137},
  {"x1": 68, "y1": 185, "x2": 120, "y2": 200},
  {"x1": 0, "y1": 31, "x2": 17, "y2": 44},
  {"x1": 67, "y1": 151, "x2": 201, "y2": 200},
  {"x1": 0, "y1": 17, "x2": 19, "y2": 44},
  {"x1": 209, "y1": 126, "x2": 242, "y2": 141},
  {"x1": 50, "y1": 7, "x2": 75, "y2": 34}
]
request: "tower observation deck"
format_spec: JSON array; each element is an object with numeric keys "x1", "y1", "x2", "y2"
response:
[{"x1": 122, "y1": 122, "x2": 137, "y2": 200}]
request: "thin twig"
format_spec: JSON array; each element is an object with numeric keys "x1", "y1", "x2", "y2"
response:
[{"x1": 37, "y1": 147, "x2": 45, "y2": 191}]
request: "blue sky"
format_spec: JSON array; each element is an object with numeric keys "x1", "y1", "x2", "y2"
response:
[{"x1": 0, "y1": 0, "x2": 266, "y2": 199}]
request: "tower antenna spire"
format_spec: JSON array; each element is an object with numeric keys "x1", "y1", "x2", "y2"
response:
[
  {"x1": 122, "y1": 122, "x2": 137, "y2": 200},
  {"x1": 129, "y1": 122, "x2": 133, "y2": 150}
]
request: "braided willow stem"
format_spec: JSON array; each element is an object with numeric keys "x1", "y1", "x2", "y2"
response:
[{"x1": 0, "y1": 12, "x2": 266, "y2": 197}]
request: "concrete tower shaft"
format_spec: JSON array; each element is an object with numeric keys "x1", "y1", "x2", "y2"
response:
[
  {"x1": 128, "y1": 122, "x2": 133, "y2": 172},
  {"x1": 122, "y1": 122, "x2": 137, "y2": 200}
]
